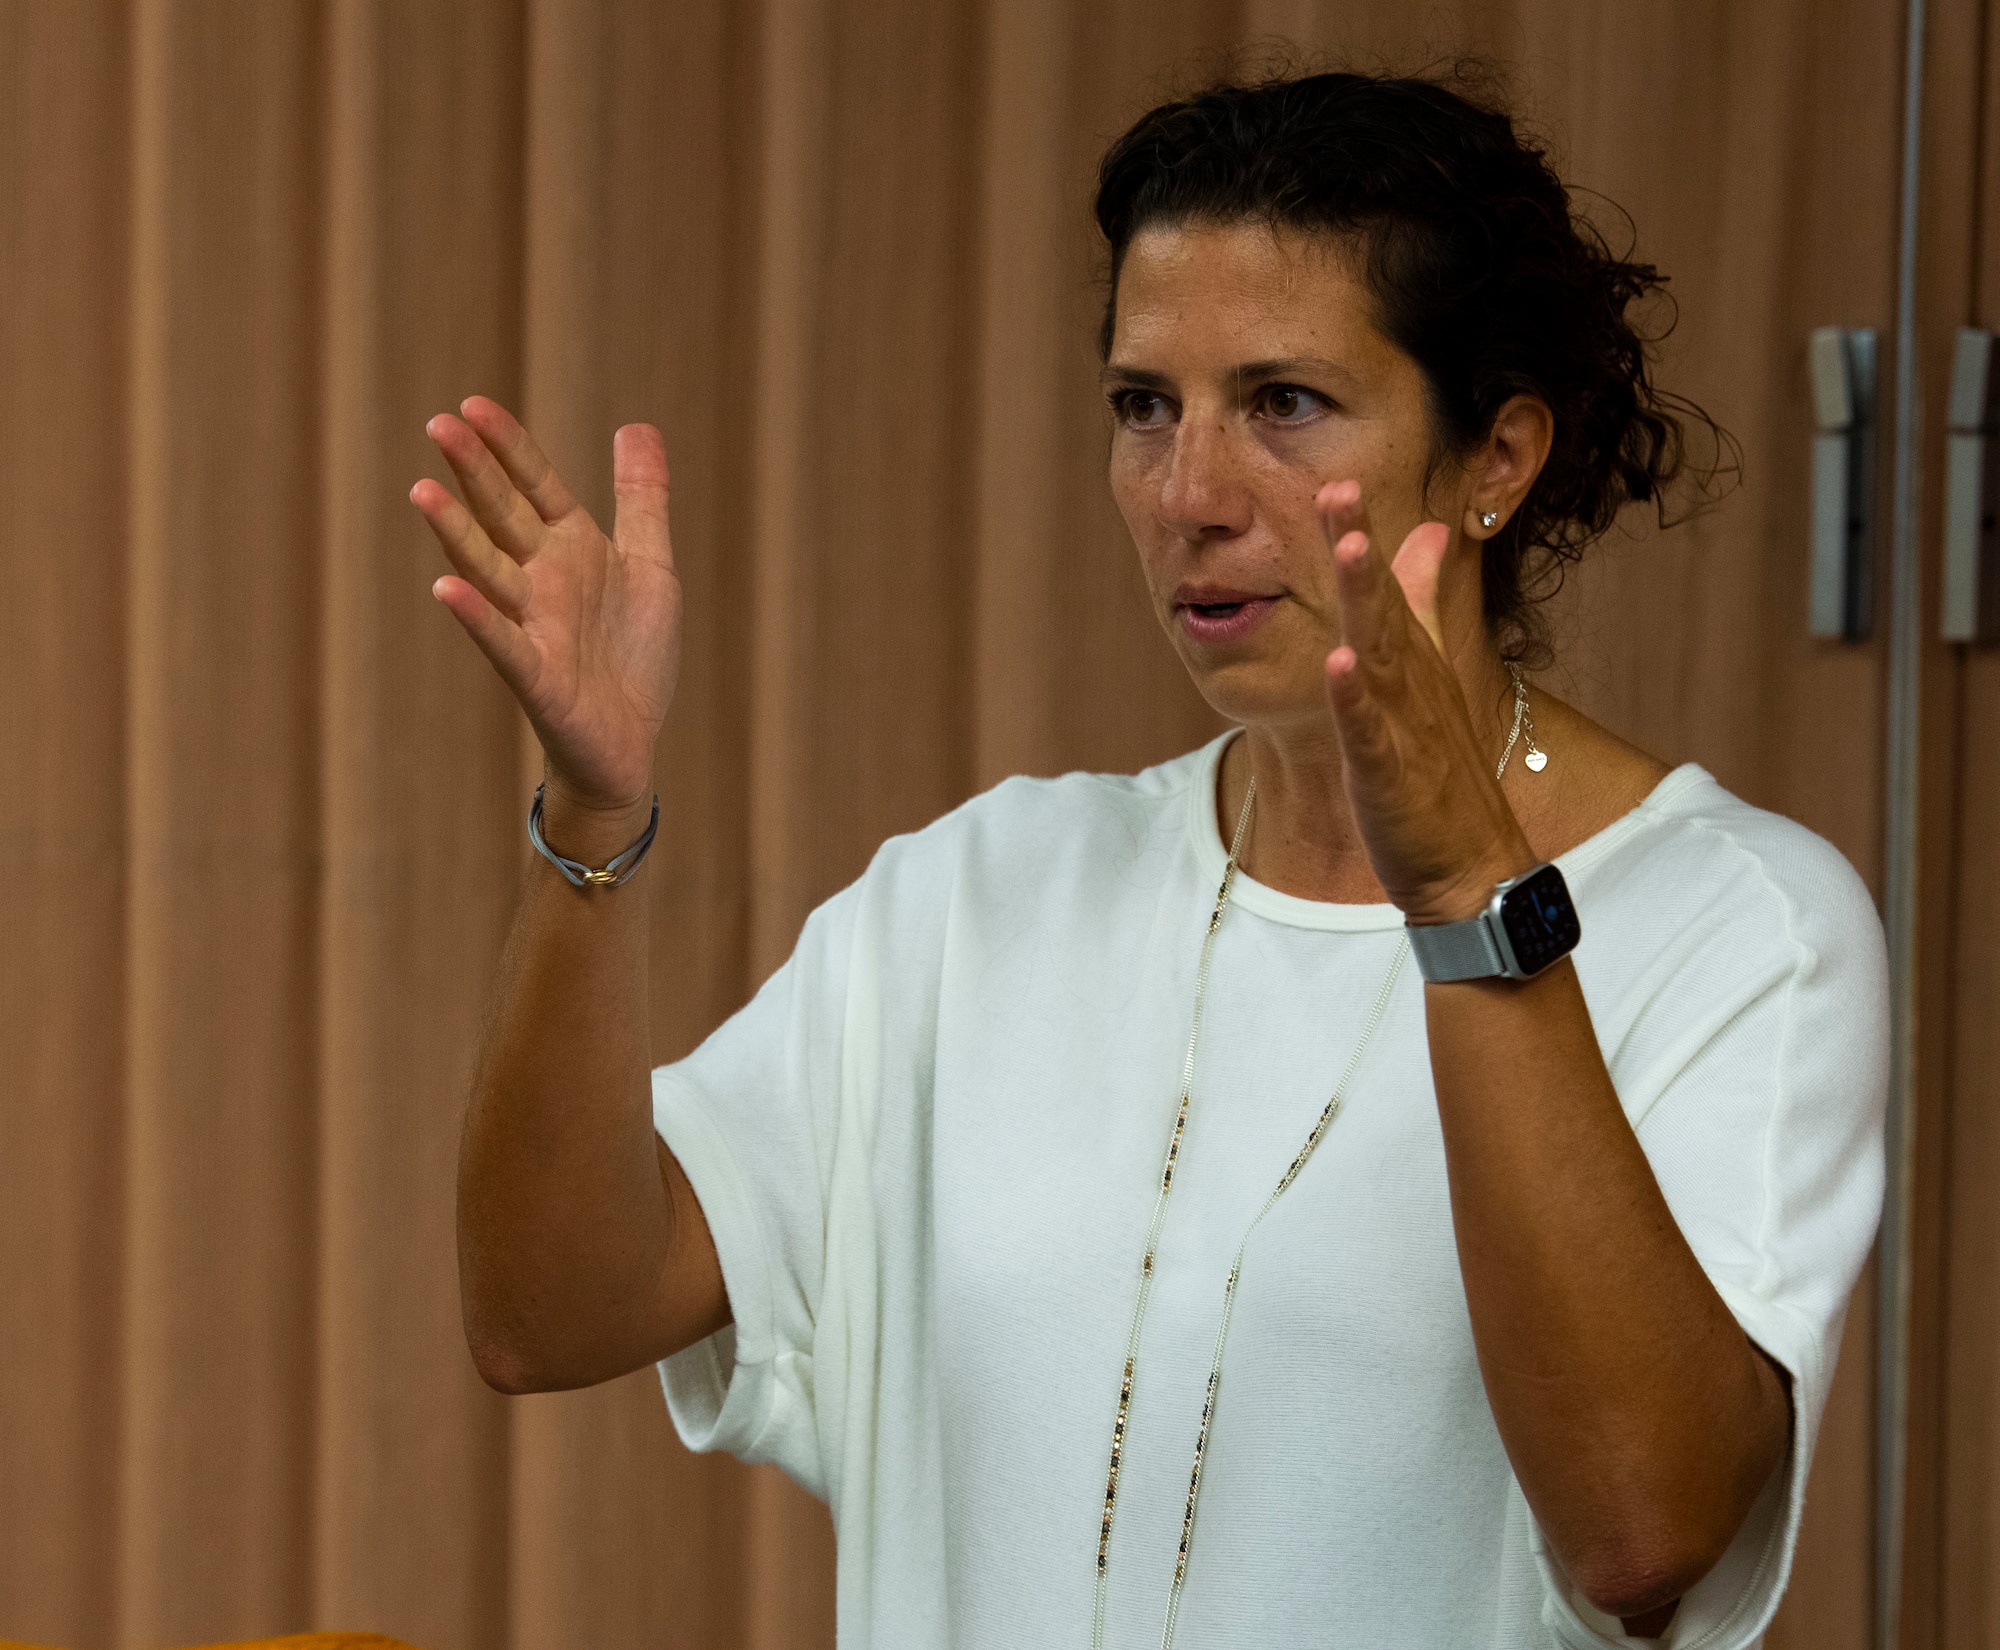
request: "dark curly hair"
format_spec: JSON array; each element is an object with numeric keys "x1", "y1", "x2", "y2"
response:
[{"x1": 1094, "y1": 67, "x2": 1733, "y2": 663}]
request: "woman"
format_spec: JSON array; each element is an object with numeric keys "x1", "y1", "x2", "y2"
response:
[{"x1": 417, "y1": 72, "x2": 1885, "y2": 1648}]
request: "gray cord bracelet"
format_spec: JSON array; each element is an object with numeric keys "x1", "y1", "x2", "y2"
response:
[{"x1": 528, "y1": 784, "x2": 660, "y2": 889}]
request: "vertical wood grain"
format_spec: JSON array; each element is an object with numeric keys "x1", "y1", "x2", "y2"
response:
[
  {"x1": 1935, "y1": 0, "x2": 2000, "y2": 1643},
  {"x1": 314, "y1": 3, "x2": 524, "y2": 1645},
  {"x1": 747, "y1": 0, "x2": 833, "y2": 987},
  {"x1": 120, "y1": 1, "x2": 323, "y2": 1641},
  {"x1": 1898, "y1": 0, "x2": 1969, "y2": 1619},
  {"x1": 971, "y1": 0, "x2": 1073, "y2": 785},
  {"x1": 0, "y1": 3, "x2": 128, "y2": 1644},
  {"x1": 777, "y1": 0, "x2": 982, "y2": 898}
]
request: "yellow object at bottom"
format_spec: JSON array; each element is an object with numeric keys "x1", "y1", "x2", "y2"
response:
[{"x1": 1, "y1": 1635, "x2": 420, "y2": 1650}]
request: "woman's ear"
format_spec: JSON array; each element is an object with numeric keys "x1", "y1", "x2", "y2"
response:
[{"x1": 1460, "y1": 394, "x2": 1554, "y2": 541}]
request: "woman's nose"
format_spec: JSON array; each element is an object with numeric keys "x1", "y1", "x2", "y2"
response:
[{"x1": 1156, "y1": 418, "x2": 1254, "y2": 542}]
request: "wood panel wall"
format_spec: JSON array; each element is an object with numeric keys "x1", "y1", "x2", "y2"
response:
[
  {"x1": 0, "y1": 2, "x2": 1910, "y2": 1646},
  {"x1": 1928, "y1": 0, "x2": 2000, "y2": 1644}
]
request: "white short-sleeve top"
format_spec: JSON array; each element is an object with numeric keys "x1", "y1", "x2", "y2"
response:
[{"x1": 653, "y1": 734, "x2": 1887, "y2": 1649}]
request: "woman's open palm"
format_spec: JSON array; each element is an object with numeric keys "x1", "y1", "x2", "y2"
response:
[{"x1": 412, "y1": 396, "x2": 680, "y2": 810}]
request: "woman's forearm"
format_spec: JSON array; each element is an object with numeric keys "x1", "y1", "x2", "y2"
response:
[
  {"x1": 456, "y1": 788, "x2": 728, "y2": 1393},
  {"x1": 1425, "y1": 956, "x2": 1789, "y2": 1619},
  {"x1": 414, "y1": 405, "x2": 724, "y2": 1392}
]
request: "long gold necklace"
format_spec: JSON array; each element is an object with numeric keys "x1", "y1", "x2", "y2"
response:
[{"x1": 1090, "y1": 777, "x2": 1411, "y2": 1650}]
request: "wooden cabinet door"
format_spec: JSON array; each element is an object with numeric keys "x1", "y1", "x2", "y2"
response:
[{"x1": 1918, "y1": 1, "x2": 2000, "y2": 1645}]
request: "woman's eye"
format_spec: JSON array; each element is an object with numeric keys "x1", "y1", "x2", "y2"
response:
[
  {"x1": 1114, "y1": 391, "x2": 1174, "y2": 429},
  {"x1": 1260, "y1": 385, "x2": 1326, "y2": 423}
]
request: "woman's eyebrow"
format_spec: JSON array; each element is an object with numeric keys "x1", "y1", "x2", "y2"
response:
[
  {"x1": 1234, "y1": 355, "x2": 1344, "y2": 384},
  {"x1": 1099, "y1": 364, "x2": 1173, "y2": 392}
]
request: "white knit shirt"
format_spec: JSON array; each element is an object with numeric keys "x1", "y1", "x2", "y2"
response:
[{"x1": 655, "y1": 734, "x2": 1886, "y2": 1649}]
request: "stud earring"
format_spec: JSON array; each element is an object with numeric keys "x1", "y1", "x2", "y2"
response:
[{"x1": 1479, "y1": 509, "x2": 1499, "y2": 530}]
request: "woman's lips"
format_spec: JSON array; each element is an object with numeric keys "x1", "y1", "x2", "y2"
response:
[{"x1": 1176, "y1": 595, "x2": 1278, "y2": 643}]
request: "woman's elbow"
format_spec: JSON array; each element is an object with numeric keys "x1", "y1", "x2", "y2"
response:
[
  {"x1": 465, "y1": 1326, "x2": 556, "y2": 1395},
  {"x1": 460, "y1": 1288, "x2": 573, "y2": 1394},
  {"x1": 1571, "y1": 1557, "x2": 1698, "y2": 1623},
  {"x1": 1566, "y1": 1522, "x2": 1731, "y2": 1621},
  {"x1": 1570, "y1": 1391, "x2": 1791, "y2": 1617}
]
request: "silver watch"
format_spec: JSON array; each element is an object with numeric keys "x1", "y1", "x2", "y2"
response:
[{"x1": 1406, "y1": 862, "x2": 1581, "y2": 982}]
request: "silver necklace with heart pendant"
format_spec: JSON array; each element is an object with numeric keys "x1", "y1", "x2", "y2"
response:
[{"x1": 1497, "y1": 662, "x2": 1548, "y2": 777}]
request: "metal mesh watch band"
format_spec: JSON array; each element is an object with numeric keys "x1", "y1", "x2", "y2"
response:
[{"x1": 1406, "y1": 909, "x2": 1510, "y2": 982}]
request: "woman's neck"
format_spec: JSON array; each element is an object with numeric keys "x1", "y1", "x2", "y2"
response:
[{"x1": 1217, "y1": 648, "x2": 1515, "y2": 904}]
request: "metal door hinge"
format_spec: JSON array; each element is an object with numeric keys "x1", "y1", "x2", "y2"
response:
[
  {"x1": 1809, "y1": 326, "x2": 1878, "y2": 640},
  {"x1": 1943, "y1": 326, "x2": 2000, "y2": 643}
]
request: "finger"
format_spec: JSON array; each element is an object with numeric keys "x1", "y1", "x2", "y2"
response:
[
  {"x1": 1316, "y1": 482, "x2": 1443, "y2": 673},
  {"x1": 1317, "y1": 477, "x2": 1369, "y2": 547},
  {"x1": 1316, "y1": 479, "x2": 1396, "y2": 654},
  {"x1": 611, "y1": 423, "x2": 674, "y2": 568},
  {"x1": 1388, "y1": 522, "x2": 1451, "y2": 653},
  {"x1": 460, "y1": 396, "x2": 580, "y2": 524},
  {"x1": 1320, "y1": 493, "x2": 1405, "y2": 672},
  {"x1": 411, "y1": 478, "x2": 532, "y2": 617},
  {"x1": 428, "y1": 412, "x2": 550, "y2": 562},
  {"x1": 1323, "y1": 642, "x2": 1396, "y2": 771},
  {"x1": 432, "y1": 573, "x2": 540, "y2": 699}
]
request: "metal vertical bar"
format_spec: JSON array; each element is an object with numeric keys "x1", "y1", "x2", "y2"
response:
[{"x1": 1877, "y1": 0, "x2": 1928, "y2": 1640}]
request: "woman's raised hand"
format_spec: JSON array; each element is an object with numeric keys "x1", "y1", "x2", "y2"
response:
[
  {"x1": 1316, "y1": 479, "x2": 1535, "y2": 925},
  {"x1": 412, "y1": 398, "x2": 680, "y2": 811}
]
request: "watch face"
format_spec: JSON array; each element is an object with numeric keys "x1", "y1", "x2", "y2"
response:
[{"x1": 1498, "y1": 864, "x2": 1581, "y2": 976}]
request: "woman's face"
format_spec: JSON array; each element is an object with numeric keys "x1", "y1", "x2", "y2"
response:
[{"x1": 1105, "y1": 220, "x2": 1477, "y2": 734}]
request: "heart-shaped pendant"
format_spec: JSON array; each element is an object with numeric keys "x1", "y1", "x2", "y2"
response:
[{"x1": 1525, "y1": 750, "x2": 1548, "y2": 772}]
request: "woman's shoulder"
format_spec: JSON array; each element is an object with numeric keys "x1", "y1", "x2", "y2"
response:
[
  {"x1": 1566, "y1": 763, "x2": 1883, "y2": 965},
  {"x1": 858, "y1": 737, "x2": 1222, "y2": 899},
  {"x1": 1530, "y1": 693, "x2": 1876, "y2": 947}
]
